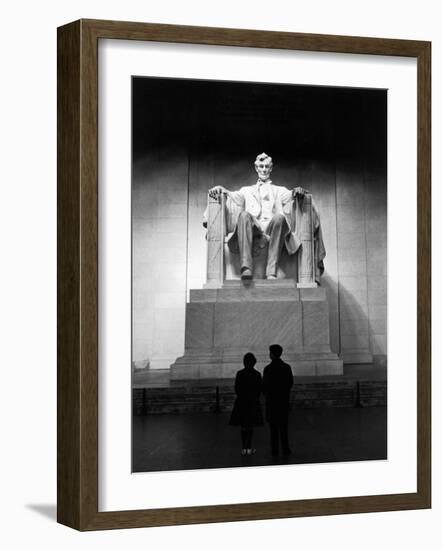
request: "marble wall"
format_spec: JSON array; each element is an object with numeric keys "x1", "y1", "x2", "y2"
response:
[
  {"x1": 132, "y1": 147, "x2": 189, "y2": 369},
  {"x1": 132, "y1": 79, "x2": 387, "y2": 369}
]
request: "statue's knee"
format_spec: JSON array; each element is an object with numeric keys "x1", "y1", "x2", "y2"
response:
[
  {"x1": 272, "y1": 213, "x2": 285, "y2": 225},
  {"x1": 238, "y1": 210, "x2": 252, "y2": 221}
]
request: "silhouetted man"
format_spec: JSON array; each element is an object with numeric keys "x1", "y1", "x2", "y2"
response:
[{"x1": 262, "y1": 344, "x2": 294, "y2": 456}]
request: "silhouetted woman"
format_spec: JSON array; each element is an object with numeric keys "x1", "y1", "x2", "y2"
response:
[{"x1": 229, "y1": 352, "x2": 264, "y2": 455}]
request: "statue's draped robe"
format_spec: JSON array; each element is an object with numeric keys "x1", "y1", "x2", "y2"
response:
[{"x1": 204, "y1": 183, "x2": 326, "y2": 282}]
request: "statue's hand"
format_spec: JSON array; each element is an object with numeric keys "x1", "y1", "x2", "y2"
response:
[
  {"x1": 293, "y1": 186, "x2": 309, "y2": 197},
  {"x1": 208, "y1": 185, "x2": 227, "y2": 199}
]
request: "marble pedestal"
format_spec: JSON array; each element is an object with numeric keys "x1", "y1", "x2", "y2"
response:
[{"x1": 170, "y1": 281, "x2": 343, "y2": 379}]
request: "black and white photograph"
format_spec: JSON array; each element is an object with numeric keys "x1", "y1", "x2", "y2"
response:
[
  {"x1": 131, "y1": 76, "x2": 388, "y2": 473},
  {"x1": 3, "y1": 0, "x2": 436, "y2": 544}
]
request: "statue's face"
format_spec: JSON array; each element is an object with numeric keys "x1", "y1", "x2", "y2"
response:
[{"x1": 255, "y1": 158, "x2": 273, "y2": 181}]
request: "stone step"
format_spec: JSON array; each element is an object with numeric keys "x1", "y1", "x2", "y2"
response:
[{"x1": 133, "y1": 379, "x2": 386, "y2": 415}]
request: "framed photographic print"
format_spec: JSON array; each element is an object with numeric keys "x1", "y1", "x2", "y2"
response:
[{"x1": 57, "y1": 19, "x2": 431, "y2": 530}]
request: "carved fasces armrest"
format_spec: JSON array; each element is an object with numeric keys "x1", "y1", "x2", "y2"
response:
[
  {"x1": 206, "y1": 192, "x2": 226, "y2": 234},
  {"x1": 205, "y1": 193, "x2": 226, "y2": 286},
  {"x1": 205, "y1": 193, "x2": 242, "y2": 236},
  {"x1": 293, "y1": 192, "x2": 320, "y2": 287}
]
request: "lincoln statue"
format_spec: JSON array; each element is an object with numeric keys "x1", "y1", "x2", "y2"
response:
[{"x1": 207, "y1": 152, "x2": 326, "y2": 281}]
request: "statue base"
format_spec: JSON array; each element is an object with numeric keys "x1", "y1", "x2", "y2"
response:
[{"x1": 170, "y1": 281, "x2": 343, "y2": 379}]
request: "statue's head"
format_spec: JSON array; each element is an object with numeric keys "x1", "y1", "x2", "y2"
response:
[{"x1": 254, "y1": 152, "x2": 273, "y2": 182}]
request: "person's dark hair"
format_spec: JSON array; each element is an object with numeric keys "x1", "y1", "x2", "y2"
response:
[
  {"x1": 243, "y1": 352, "x2": 257, "y2": 369},
  {"x1": 269, "y1": 344, "x2": 283, "y2": 358}
]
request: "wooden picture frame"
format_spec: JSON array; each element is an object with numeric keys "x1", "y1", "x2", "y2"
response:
[{"x1": 57, "y1": 18, "x2": 431, "y2": 530}]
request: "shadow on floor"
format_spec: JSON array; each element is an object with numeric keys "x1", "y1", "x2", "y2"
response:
[{"x1": 25, "y1": 504, "x2": 57, "y2": 521}]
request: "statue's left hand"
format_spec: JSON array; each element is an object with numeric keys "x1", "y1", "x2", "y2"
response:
[{"x1": 293, "y1": 186, "x2": 309, "y2": 197}]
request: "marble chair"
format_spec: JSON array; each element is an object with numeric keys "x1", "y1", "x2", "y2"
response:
[{"x1": 204, "y1": 192, "x2": 318, "y2": 288}]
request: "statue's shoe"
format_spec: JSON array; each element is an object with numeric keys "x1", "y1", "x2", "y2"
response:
[
  {"x1": 267, "y1": 274, "x2": 277, "y2": 280},
  {"x1": 241, "y1": 268, "x2": 252, "y2": 280}
]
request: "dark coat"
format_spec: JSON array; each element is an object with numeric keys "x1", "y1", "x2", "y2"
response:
[
  {"x1": 229, "y1": 368, "x2": 264, "y2": 427},
  {"x1": 262, "y1": 359, "x2": 294, "y2": 423}
]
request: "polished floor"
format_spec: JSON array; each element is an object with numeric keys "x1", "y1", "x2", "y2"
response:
[{"x1": 132, "y1": 406, "x2": 387, "y2": 473}]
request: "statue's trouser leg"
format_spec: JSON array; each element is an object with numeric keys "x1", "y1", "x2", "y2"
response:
[
  {"x1": 265, "y1": 213, "x2": 288, "y2": 277},
  {"x1": 236, "y1": 210, "x2": 254, "y2": 271}
]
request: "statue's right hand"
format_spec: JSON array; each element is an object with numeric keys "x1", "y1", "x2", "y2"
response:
[{"x1": 208, "y1": 185, "x2": 226, "y2": 199}]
